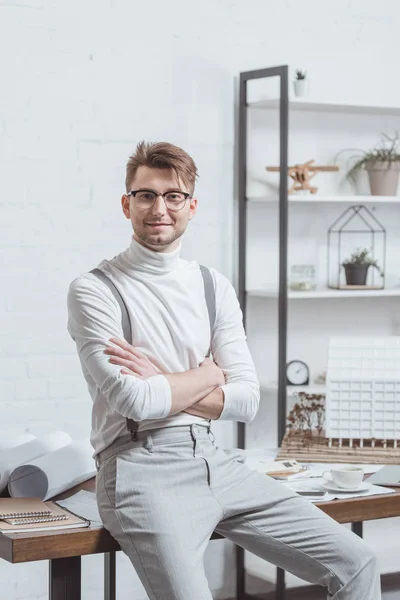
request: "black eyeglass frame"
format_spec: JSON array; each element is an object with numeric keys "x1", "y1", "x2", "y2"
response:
[{"x1": 126, "y1": 189, "x2": 192, "y2": 211}]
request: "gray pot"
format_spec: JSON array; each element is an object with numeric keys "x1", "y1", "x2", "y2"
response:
[
  {"x1": 366, "y1": 160, "x2": 400, "y2": 196},
  {"x1": 343, "y1": 264, "x2": 369, "y2": 286}
]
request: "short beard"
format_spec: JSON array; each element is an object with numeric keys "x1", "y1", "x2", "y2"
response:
[{"x1": 135, "y1": 227, "x2": 182, "y2": 248}]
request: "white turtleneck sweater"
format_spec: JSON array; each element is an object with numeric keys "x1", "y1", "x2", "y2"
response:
[{"x1": 67, "y1": 235, "x2": 260, "y2": 456}]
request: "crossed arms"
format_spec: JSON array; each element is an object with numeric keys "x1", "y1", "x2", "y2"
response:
[
  {"x1": 67, "y1": 272, "x2": 260, "y2": 423},
  {"x1": 104, "y1": 337, "x2": 226, "y2": 420}
]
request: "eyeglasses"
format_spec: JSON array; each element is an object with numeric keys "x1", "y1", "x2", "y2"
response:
[{"x1": 126, "y1": 189, "x2": 191, "y2": 211}]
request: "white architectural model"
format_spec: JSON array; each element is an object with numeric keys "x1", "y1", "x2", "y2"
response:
[{"x1": 325, "y1": 337, "x2": 400, "y2": 443}]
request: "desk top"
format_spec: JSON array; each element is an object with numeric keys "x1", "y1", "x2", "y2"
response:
[{"x1": 1, "y1": 478, "x2": 400, "y2": 564}]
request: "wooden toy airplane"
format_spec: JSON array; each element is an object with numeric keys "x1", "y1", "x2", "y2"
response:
[{"x1": 266, "y1": 159, "x2": 339, "y2": 194}]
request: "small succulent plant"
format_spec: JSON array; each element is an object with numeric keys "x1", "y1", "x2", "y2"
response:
[
  {"x1": 341, "y1": 248, "x2": 384, "y2": 277},
  {"x1": 295, "y1": 69, "x2": 307, "y2": 80}
]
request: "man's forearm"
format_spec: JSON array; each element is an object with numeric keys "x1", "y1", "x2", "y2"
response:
[
  {"x1": 183, "y1": 386, "x2": 225, "y2": 420},
  {"x1": 164, "y1": 364, "x2": 223, "y2": 416},
  {"x1": 101, "y1": 338, "x2": 225, "y2": 417}
]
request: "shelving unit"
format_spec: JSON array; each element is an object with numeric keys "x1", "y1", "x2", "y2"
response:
[
  {"x1": 260, "y1": 381, "x2": 326, "y2": 396},
  {"x1": 237, "y1": 64, "x2": 400, "y2": 600},
  {"x1": 249, "y1": 97, "x2": 400, "y2": 115},
  {"x1": 248, "y1": 195, "x2": 400, "y2": 204},
  {"x1": 237, "y1": 64, "x2": 289, "y2": 600},
  {"x1": 248, "y1": 287, "x2": 400, "y2": 299}
]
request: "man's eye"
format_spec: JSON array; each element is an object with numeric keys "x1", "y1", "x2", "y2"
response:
[{"x1": 166, "y1": 193, "x2": 184, "y2": 201}]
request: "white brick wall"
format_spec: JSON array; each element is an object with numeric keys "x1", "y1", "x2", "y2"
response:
[{"x1": 1, "y1": 0, "x2": 400, "y2": 597}]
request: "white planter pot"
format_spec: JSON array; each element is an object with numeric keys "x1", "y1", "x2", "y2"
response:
[
  {"x1": 293, "y1": 79, "x2": 308, "y2": 97},
  {"x1": 366, "y1": 160, "x2": 400, "y2": 196}
]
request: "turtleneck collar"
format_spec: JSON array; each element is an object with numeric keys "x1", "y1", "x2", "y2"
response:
[{"x1": 124, "y1": 234, "x2": 182, "y2": 275}]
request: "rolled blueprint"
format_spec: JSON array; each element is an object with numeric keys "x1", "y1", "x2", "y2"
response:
[
  {"x1": 0, "y1": 431, "x2": 72, "y2": 493},
  {"x1": 0, "y1": 433, "x2": 36, "y2": 452},
  {"x1": 8, "y1": 439, "x2": 96, "y2": 500}
]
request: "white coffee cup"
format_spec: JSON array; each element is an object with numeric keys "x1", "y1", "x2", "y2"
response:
[{"x1": 323, "y1": 466, "x2": 364, "y2": 489}]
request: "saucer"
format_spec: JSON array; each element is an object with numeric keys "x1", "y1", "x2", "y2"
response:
[{"x1": 322, "y1": 481, "x2": 371, "y2": 493}]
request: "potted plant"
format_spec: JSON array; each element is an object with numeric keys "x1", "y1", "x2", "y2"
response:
[
  {"x1": 293, "y1": 69, "x2": 308, "y2": 97},
  {"x1": 341, "y1": 133, "x2": 400, "y2": 196},
  {"x1": 341, "y1": 248, "x2": 384, "y2": 286}
]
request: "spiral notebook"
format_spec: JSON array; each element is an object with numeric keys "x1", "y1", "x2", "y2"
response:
[
  {"x1": 0, "y1": 498, "x2": 53, "y2": 519},
  {"x1": 0, "y1": 498, "x2": 90, "y2": 533}
]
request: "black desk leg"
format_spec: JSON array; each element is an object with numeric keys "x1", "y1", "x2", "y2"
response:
[
  {"x1": 105, "y1": 551, "x2": 116, "y2": 600},
  {"x1": 276, "y1": 567, "x2": 286, "y2": 600},
  {"x1": 351, "y1": 522, "x2": 363, "y2": 538},
  {"x1": 49, "y1": 556, "x2": 81, "y2": 600},
  {"x1": 236, "y1": 546, "x2": 246, "y2": 599}
]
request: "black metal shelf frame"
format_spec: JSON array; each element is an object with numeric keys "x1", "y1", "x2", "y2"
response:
[{"x1": 236, "y1": 65, "x2": 289, "y2": 600}]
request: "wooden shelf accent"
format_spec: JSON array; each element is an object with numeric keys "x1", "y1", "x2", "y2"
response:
[{"x1": 331, "y1": 285, "x2": 384, "y2": 290}]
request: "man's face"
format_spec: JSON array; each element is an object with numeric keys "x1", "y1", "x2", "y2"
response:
[{"x1": 121, "y1": 166, "x2": 197, "y2": 252}]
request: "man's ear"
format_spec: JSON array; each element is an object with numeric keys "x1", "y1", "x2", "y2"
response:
[
  {"x1": 188, "y1": 197, "x2": 198, "y2": 220},
  {"x1": 121, "y1": 195, "x2": 130, "y2": 219}
]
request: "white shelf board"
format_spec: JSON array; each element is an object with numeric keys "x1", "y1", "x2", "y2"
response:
[
  {"x1": 247, "y1": 195, "x2": 400, "y2": 204},
  {"x1": 260, "y1": 381, "x2": 326, "y2": 395},
  {"x1": 248, "y1": 288, "x2": 400, "y2": 299},
  {"x1": 249, "y1": 97, "x2": 400, "y2": 116}
]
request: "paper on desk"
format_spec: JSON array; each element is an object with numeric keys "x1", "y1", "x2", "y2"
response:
[
  {"x1": 8, "y1": 439, "x2": 96, "y2": 500},
  {"x1": 0, "y1": 431, "x2": 72, "y2": 494},
  {"x1": 57, "y1": 490, "x2": 102, "y2": 526},
  {"x1": 283, "y1": 477, "x2": 396, "y2": 502}
]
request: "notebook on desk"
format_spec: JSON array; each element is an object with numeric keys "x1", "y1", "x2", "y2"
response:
[
  {"x1": 0, "y1": 498, "x2": 53, "y2": 519},
  {"x1": 0, "y1": 498, "x2": 90, "y2": 533}
]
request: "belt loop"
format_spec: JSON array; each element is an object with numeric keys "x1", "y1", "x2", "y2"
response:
[{"x1": 95, "y1": 455, "x2": 100, "y2": 471}]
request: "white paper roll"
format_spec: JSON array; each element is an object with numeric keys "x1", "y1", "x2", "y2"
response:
[
  {"x1": 0, "y1": 433, "x2": 36, "y2": 452},
  {"x1": 0, "y1": 431, "x2": 72, "y2": 493},
  {"x1": 8, "y1": 439, "x2": 96, "y2": 500}
]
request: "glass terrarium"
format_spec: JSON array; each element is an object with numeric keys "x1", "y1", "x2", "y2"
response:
[
  {"x1": 327, "y1": 205, "x2": 386, "y2": 290},
  {"x1": 289, "y1": 264, "x2": 317, "y2": 291}
]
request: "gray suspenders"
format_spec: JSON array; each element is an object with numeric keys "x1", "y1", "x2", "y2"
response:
[{"x1": 90, "y1": 265, "x2": 216, "y2": 439}]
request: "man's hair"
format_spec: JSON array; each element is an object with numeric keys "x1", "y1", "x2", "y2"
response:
[{"x1": 125, "y1": 141, "x2": 198, "y2": 193}]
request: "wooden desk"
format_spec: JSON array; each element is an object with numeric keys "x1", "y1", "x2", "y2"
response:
[{"x1": 1, "y1": 479, "x2": 399, "y2": 600}]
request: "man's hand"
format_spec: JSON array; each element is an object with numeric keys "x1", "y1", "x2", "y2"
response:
[
  {"x1": 104, "y1": 338, "x2": 162, "y2": 379},
  {"x1": 199, "y1": 357, "x2": 226, "y2": 387}
]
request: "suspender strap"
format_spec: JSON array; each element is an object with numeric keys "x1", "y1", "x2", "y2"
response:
[
  {"x1": 90, "y1": 265, "x2": 215, "y2": 439},
  {"x1": 199, "y1": 265, "x2": 216, "y2": 358},
  {"x1": 90, "y1": 269, "x2": 132, "y2": 343}
]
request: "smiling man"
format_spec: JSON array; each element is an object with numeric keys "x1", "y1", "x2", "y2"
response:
[{"x1": 67, "y1": 141, "x2": 380, "y2": 600}]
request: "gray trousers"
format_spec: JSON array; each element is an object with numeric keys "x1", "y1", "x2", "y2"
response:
[{"x1": 95, "y1": 424, "x2": 381, "y2": 600}]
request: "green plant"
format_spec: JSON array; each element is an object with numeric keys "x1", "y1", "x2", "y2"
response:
[
  {"x1": 295, "y1": 69, "x2": 307, "y2": 80},
  {"x1": 337, "y1": 132, "x2": 400, "y2": 184},
  {"x1": 341, "y1": 248, "x2": 384, "y2": 277}
]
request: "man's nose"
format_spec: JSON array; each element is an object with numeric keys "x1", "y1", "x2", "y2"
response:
[{"x1": 150, "y1": 195, "x2": 167, "y2": 216}]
